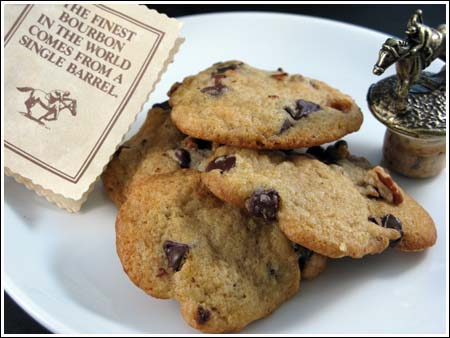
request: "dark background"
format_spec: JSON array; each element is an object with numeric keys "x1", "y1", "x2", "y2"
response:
[{"x1": 4, "y1": 4, "x2": 445, "y2": 334}]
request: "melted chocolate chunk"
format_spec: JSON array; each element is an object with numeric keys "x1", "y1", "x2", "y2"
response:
[
  {"x1": 192, "y1": 138, "x2": 212, "y2": 150},
  {"x1": 205, "y1": 155, "x2": 236, "y2": 173},
  {"x1": 214, "y1": 63, "x2": 239, "y2": 74},
  {"x1": 152, "y1": 100, "x2": 171, "y2": 110},
  {"x1": 293, "y1": 244, "x2": 313, "y2": 270},
  {"x1": 245, "y1": 189, "x2": 280, "y2": 222},
  {"x1": 307, "y1": 140, "x2": 348, "y2": 164},
  {"x1": 306, "y1": 146, "x2": 325, "y2": 159},
  {"x1": 368, "y1": 214, "x2": 403, "y2": 247},
  {"x1": 197, "y1": 306, "x2": 211, "y2": 324},
  {"x1": 334, "y1": 140, "x2": 349, "y2": 151},
  {"x1": 297, "y1": 99, "x2": 321, "y2": 115},
  {"x1": 381, "y1": 214, "x2": 404, "y2": 247},
  {"x1": 323, "y1": 140, "x2": 349, "y2": 163},
  {"x1": 201, "y1": 84, "x2": 228, "y2": 96},
  {"x1": 163, "y1": 240, "x2": 189, "y2": 271},
  {"x1": 114, "y1": 145, "x2": 131, "y2": 156},
  {"x1": 175, "y1": 148, "x2": 191, "y2": 168},
  {"x1": 279, "y1": 149, "x2": 299, "y2": 156},
  {"x1": 201, "y1": 74, "x2": 228, "y2": 96},
  {"x1": 284, "y1": 106, "x2": 296, "y2": 119},
  {"x1": 284, "y1": 99, "x2": 321, "y2": 120},
  {"x1": 279, "y1": 119, "x2": 293, "y2": 134}
]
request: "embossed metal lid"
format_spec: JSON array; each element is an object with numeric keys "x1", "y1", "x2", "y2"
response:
[{"x1": 368, "y1": 73, "x2": 446, "y2": 138}]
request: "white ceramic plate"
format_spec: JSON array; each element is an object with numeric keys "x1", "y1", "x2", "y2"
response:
[{"x1": 5, "y1": 12, "x2": 446, "y2": 334}]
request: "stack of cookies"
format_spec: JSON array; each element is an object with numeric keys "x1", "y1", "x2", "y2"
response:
[{"x1": 102, "y1": 61, "x2": 437, "y2": 333}]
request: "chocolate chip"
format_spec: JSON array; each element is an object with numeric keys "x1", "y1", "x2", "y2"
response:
[
  {"x1": 152, "y1": 100, "x2": 171, "y2": 110},
  {"x1": 307, "y1": 141, "x2": 348, "y2": 164},
  {"x1": 324, "y1": 140, "x2": 349, "y2": 163},
  {"x1": 296, "y1": 99, "x2": 321, "y2": 116},
  {"x1": 279, "y1": 149, "x2": 301, "y2": 156},
  {"x1": 167, "y1": 82, "x2": 181, "y2": 96},
  {"x1": 277, "y1": 67, "x2": 284, "y2": 72},
  {"x1": 175, "y1": 148, "x2": 191, "y2": 168},
  {"x1": 196, "y1": 306, "x2": 211, "y2": 325},
  {"x1": 201, "y1": 74, "x2": 228, "y2": 96},
  {"x1": 162, "y1": 240, "x2": 189, "y2": 271},
  {"x1": 212, "y1": 73, "x2": 226, "y2": 81},
  {"x1": 368, "y1": 214, "x2": 403, "y2": 247},
  {"x1": 201, "y1": 85, "x2": 228, "y2": 96},
  {"x1": 334, "y1": 140, "x2": 349, "y2": 152},
  {"x1": 205, "y1": 155, "x2": 236, "y2": 173},
  {"x1": 284, "y1": 99, "x2": 321, "y2": 120},
  {"x1": 114, "y1": 145, "x2": 131, "y2": 156},
  {"x1": 293, "y1": 244, "x2": 313, "y2": 270},
  {"x1": 245, "y1": 188, "x2": 280, "y2": 222},
  {"x1": 192, "y1": 138, "x2": 212, "y2": 150},
  {"x1": 279, "y1": 119, "x2": 293, "y2": 134},
  {"x1": 381, "y1": 214, "x2": 403, "y2": 247},
  {"x1": 214, "y1": 64, "x2": 239, "y2": 74},
  {"x1": 284, "y1": 106, "x2": 296, "y2": 119},
  {"x1": 306, "y1": 146, "x2": 325, "y2": 159}
]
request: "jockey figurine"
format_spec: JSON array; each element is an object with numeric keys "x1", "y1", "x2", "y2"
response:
[
  {"x1": 405, "y1": 9, "x2": 446, "y2": 65},
  {"x1": 405, "y1": 10, "x2": 431, "y2": 58}
]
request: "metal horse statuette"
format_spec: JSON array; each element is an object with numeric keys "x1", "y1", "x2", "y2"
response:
[{"x1": 372, "y1": 9, "x2": 446, "y2": 112}]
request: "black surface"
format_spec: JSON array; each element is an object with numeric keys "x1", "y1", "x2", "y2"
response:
[
  {"x1": 149, "y1": 4, "x2": 445, "y2": 36},
  {"x1": 4, "y1": 4, "x2": 445, "y2": 334},
  {"x1": 5, "y1": 293, "x2": 51, "y2": 334}
]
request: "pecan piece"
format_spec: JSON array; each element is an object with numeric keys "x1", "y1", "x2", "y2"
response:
[{"x1": 365, "y1": 166, "x2": 403, "y2": 204}]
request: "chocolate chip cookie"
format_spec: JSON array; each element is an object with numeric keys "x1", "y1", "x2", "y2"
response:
[
  {"x1": 101, "y1": 102, "x2": 214, "y2": 206},
  {"x1": 116, "y1": 170, "x2": 300, "y2": 333},
  {"x1": 202, "y1": 142, "x2": 436, "y2": 258},
  {"x1": 325, "y1": 145, "x2": 437, "y2": 252},
  {"x1": 169, "y1": 61, "x2": 363, "y2": 149}
]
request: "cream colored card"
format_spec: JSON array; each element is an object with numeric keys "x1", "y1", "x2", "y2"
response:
[{"x1": 4, "y1": 4, "x2": 183, "y2": 211}]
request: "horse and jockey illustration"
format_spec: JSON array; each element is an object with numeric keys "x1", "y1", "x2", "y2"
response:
[{"x1": 17, "y1": 87, "x2": 77, "y2": 127}]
